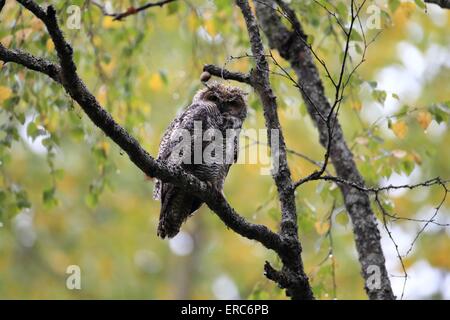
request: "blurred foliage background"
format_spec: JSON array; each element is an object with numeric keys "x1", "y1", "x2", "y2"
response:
[{"x1": 0, "y1": 0, "x2": 449, "y2": 299}]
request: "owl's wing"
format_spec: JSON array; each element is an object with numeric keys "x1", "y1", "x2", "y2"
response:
[
  {"x1": 154, "y1": 102, "x2": 222, "y2": 238},
  {"x1": 152, "y1": 112, "x2": 183, "y2": 200},
  {"x1": 153, "y1": 102, "x2": 221, "y2": 200}
]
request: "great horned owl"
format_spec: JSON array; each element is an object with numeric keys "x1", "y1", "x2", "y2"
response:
[{"x1": 153, "y1": 82, "x2": 247, "y2": 238}]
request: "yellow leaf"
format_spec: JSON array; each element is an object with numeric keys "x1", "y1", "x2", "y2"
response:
[
  {"x1": 92, "y1": 35, "x2": 102, "y2": 47},
  {"x1": 1, "y1": 35, "x2": 13, "y2": 47},
  {"x1": 40, "y1": 112, "x2": 59, "y2": 133},
  {"x1": 48, "y1": 251, "x2": 70, "y2": 274},
  {"x1": 97, "y1": 85, "x2": 107, "y2": 106},
  {"x1": 100, "y1": 59, "x2": 116, "y2": 78},
  {"x1": 100, "y1": 141, "x2": 110, "y2": 154},
  {"x1": 15, "y1": 28, "x2": 33, "y2": 42},
  {"x1": 416, "y1": 111, "x2": 432, "y2": 130},
  {"x1": 204, "y1": 20, "x2": 216, "y2": 36},
  {"x1": 102, "y1": 17, "x2": 119, "y2": 29},
  {"x1": 394, "y1": 2, "x2": 416, "y2": 25},
  {"x1": 142, "y1": 103, "x2": 151, "y2": 115},
  {"x1": 149, "y1": 73, "x2": 163, "y2": 91},
  {"x1": 30, "y1": 17, "x2": 43, "y2": 31},
  {"x1": 1, "y1": 29, "x2": 33, "y2": 46},
  {"x1": 314, "y1": 221, "x2": 330, "y2": 235},
  {"x1": 0, "y1": 86, "x2": 13, "y2": 103},
  {"x1": 270, "y1": 50, "x2": 283, "y2": 63},
  {"x1": 112, "y1": 101, "x2": 127, "y2": 121},
  {"x1": 392, "y1": 121, "x2": 408, "y2": 139},
  {"x1": 352, "y1": 100, "x2": 362, "y2": 111},
  {"x1": 187, "y1": 13, "x2": 199, "y2": 31},
  {"x1": 411, "y1": 151, "x2": 422, "y2": 165},
  {"x1": 234, "y1": 58, "x2": 249, "y2": 71},
  {"x1": 46, "y1": 38, "x2": 54, "y2": 51}
]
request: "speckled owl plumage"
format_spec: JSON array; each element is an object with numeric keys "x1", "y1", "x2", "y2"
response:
[{"x1": 154, "y1": 82, "x2": 247, "y2": 238}]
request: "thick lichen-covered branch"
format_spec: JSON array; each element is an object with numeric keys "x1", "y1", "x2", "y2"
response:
[
  {"x1": 254, "y1": 0, "x2": 395, "y2": 300},
  {"x1": 234, "y1": 0, "x2": 314, "y2": 300}
]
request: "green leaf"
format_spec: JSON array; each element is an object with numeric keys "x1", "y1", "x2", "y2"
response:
[
  {"x1": 298, "y1": 208, "x2": 315, "y2": 233},
  {"x1": 372, "y1": 89, "x2": 387, "y2": 105},
  {"x1": 92, "y1": 145, "x2": 108, "y2": 165},
  {"x1": 389, "y1": 0, "x2": 401, "y2": 12},
  {"x1": 71, "y1": 127, "x2": 85, "y2": 142},
  {"x1": 414, "y1": 0, "x2": 426, "y2": 9},
  {"x1": 53, "y1": 169, "x2": 65, "y2": 180},
  {"x1": 27, "y1": 122, "x2": 38, "y2": 139},
  {"x1": 2, "y1": 96, "x2": 20, "y2": 111},
  {"x1": 335, "y1": 210, "x2": 349, "y2": 226},
  {"x1": 15, "y1": 190, "x2": 31, "y2": 209},
  {"x1": 429, "y1": 103, "x2": 450, "y2": 124},
  {"x1": 4, "y1": 126, "x2": 20, "y2": 147},
  {"x1": 350, "y1": 31, "x2": 362, "y2": 42},
  {"x1": 167, "y1": 2, "x2": 179, "y2": 15},
  {"x1": 85, "y1": 192, "x2": 99, "y2": 208},
  {"x1": 401, "y1": 160, "x2": 415, "y2": 176},
  {"x1": 0, "y1": 190, "x2": 6, "y2": 205},
  {"x1": 355, "y1": 43, "x2": 363, "y2": 55},
  {"x1": 43, "y1": 187, "x2": 58, "y2": 208},
  {"x1": 368, "y1": 81, "x2": 378, "y2": 89},
  {"x1": 15, "y1": 112, "x2": 26, "y2": 125},
  {"x1": 336, "y1": 2, "x2": 349, "y2": 20},
  {"x1": 159, "y1": 70, "x2": 169, "y2": 85},
  {"x1": 26, "y1": 122, "x2": 46, "y2": 141},
  {"x1": 41, "y1": 136, "x2": 54, "y2": 149},
  {"x1": 267, "y1": 208, "x2": 279, "y2": 222}
]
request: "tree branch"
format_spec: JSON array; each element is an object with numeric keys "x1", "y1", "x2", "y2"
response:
[
  {"x1": 89, "y1": 0, "x2": 178, "y2": 21},
  {"x1": 254, "y1": 0, "x2": 395, "y2": 300},
  {"x1": 203, "y1": 64, "x2": 252, "y2": 85},
  {"x1": 235, "y1": 0, "x2": 313, "y2": 300},
  {"x1": 0, "y1": 0, "x2": 6, "y2": 14},
  {"x1": 1, "y1": 0, "x2": 285, "y2": 255},
  {"x1": 0, "y1": 45, "x2": 61, "y2": 83},
  {"x1": 203, "y1": 2, "x2": 317, "y2": 299}
]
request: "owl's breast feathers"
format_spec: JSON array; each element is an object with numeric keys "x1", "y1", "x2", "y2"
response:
[{"x1": 154, "y1": 83, "x2": 247, "y2": 238}]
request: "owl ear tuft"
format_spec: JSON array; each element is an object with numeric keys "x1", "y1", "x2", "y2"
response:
[{"x1": 200, "y1": 71, "x2": 211, "y2": 83}]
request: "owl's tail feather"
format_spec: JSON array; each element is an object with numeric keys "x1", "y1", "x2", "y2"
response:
[{"x1": 157, "y1": 184, "x2": 202, "y2": 239}]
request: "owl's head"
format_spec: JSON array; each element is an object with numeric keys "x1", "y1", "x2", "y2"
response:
[{"x1": 194, "y1": 82, "x2": 247, "y2": 120}]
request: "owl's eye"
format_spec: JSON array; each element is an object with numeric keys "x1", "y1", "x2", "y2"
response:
[
  {"x1": 208, "y1": 93, "x2": 220, "y2": 103},
  {"x1": 228, "y1": 102, "x2": 238, "y2": 109},
  {"x1": 226, "y1": 102, "x2": 242, "y2": 115}
]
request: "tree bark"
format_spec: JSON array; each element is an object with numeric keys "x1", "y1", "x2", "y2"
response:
[
  {"x1": 0, "y1": 0, "x2": 315, "y2": 299},
  {"x1": 0, "y1": 0, "x2": 287, "y2": 261},
  {"x1": 235, "y1": 0, "x2": 313, "y2": 300},
  {"x1": 254, "y1": 0, "x2": 395, "y2": 300}
]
